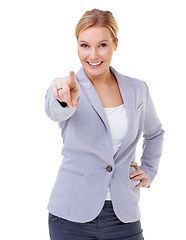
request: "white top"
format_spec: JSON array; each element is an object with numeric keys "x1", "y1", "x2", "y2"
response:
[
  {"x1": 104, "y1": 104, "x2": 128, "y2": 156},
  {"x1": 104, "y1": 104, "x2": 128, "y2": 200}
]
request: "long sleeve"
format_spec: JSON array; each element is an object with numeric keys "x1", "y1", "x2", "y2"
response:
[{"x1": 140, "y1": 85, "x2": 164, "y2": 185}]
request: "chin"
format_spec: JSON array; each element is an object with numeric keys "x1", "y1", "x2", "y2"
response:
[
  {"x1": 85, "y1": 68, "x2": 103, "y2": 78},
  {"x1": 82, "y1": 62, "x2": 108, "y2": 79}
]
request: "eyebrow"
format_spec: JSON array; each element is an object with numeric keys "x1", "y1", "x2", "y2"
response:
[{"x1": 79, "y1": 40, "x2": 110, "y2": 44}]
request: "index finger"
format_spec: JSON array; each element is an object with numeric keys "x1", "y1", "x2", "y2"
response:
[{"x1": 69, "y1": 71, "x2": 77, "y2": 88}]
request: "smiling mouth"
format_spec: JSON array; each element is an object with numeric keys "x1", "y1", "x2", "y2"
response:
[{"x1": 86, "y1": 61, "x2": 103, "y2": 66}]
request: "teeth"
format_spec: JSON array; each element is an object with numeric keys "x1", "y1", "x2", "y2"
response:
[{"x1": 88, "y1": 61, "x2": 102, "y2": 66}]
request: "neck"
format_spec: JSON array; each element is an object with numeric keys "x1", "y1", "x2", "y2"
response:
[{"x1": 86, "y1": 69, "x2": 114, "y2": 87}]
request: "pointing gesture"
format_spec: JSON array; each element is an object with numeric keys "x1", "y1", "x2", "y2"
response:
[{"x1": 52, "y1": 71, "x2": 80, "y2": 108}]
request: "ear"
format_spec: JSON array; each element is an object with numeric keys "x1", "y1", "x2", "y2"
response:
[{"x1": 114, "y1": 38, "x2": 118, "y2": 51}]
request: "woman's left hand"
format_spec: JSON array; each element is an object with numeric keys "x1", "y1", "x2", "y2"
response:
[{"x1": 130, "y1": 162, "x2": 150, "y2": 189}]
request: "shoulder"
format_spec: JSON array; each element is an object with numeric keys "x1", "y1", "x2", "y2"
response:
[
  {"x1": 111, "y1": 67, "x2": 149, "y2": 94},
  {"x1": 125, "y1": 76, "x2": 150, "y2": 106},
  {"x1": 111, "y1": 67, "x2": 150, "y2": 106},
  {"x1": 124, "y1": 74, "x2": 148, "y2": 91},
  {"x1": 125, "y1": 75, "x2": 149, "y2": 95}
]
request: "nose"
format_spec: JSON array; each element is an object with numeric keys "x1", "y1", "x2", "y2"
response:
[{"x1": 89, "y1": 48, "x2": 98, "y2": 60}]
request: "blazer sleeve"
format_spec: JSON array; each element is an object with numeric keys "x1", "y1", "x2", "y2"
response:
[
  {"x1": 140, "y1": 83, "x2": 164, "y2": 185},
  {"x1": 45, "y1": 81, "x2": 78, "y2": 122}
]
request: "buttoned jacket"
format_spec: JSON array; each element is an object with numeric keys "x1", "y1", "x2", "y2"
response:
[{"x1": 45, "y1": 67, "x2": 164, "y2": 223}]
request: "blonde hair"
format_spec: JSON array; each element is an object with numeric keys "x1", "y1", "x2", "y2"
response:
[{"x1": 75, "y1": 9, "x2": 119, "y2": 42}]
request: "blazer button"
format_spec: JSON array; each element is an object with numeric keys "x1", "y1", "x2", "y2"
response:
[{"x1": 106, "y1": 165, "x2": 113, "y2": 172}]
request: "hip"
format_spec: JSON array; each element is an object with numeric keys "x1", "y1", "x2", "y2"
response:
[{"x1": 48, "y1": 201, "x2": 144, "y2": 240}]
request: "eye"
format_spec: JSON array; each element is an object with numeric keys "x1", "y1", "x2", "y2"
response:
[
  {"x1": 81, "y1": 44, "x2": 89, "y2": 48},
  {"x1": 99, "y1": 43, "x2": 107, "y2": 47}
]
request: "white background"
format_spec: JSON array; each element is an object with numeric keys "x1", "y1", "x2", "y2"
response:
[{"x1": 0, "y1": 0, "x2": 185, "y2": 239}]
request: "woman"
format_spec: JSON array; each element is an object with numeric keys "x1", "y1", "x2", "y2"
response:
[{"x1": 45, "y1": 9, "x2": 164, "y2": 240}]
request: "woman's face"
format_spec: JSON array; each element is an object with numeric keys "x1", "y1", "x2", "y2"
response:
[{"x1": 77, "y1": 26, "x2": 118, "y2": 79}]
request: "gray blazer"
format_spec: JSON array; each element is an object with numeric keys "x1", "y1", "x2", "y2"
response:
[{"x1": 45, "y1": 66, "x2": 164, "y2": 223}]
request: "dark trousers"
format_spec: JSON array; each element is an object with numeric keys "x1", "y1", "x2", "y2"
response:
[{"x1": 48, "y1": 201, "x2": 144, "y2": 240}]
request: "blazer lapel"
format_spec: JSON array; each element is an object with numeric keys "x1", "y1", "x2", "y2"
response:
[
  {"x1": 110, "y1": 68, "x2": 136, "y2": 161},
  {"x1": 76, "y1": 67, "x2": 112, "y2": 141}
]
